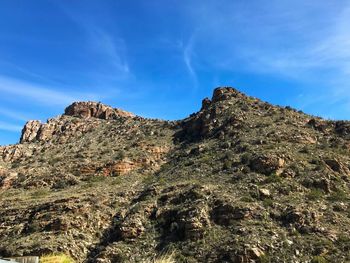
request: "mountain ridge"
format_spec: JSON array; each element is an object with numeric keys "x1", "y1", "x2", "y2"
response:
[{"x1": 1, "y1": 87, "x2": 350, "y2": 262}]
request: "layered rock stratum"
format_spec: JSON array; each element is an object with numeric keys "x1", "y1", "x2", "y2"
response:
[{"x1": 1, "y1": 87, "x2": 350, "y2": 262}]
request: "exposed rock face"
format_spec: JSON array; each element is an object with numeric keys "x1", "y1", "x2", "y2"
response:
[
  {"x1": 0, "y1": 144, "x2": 31, "y2": 162},
  {"x1": 20, "y1": 116, "x2": 100, "y2": 143},
  {"x1": 249, "y1": 154, "x2": 285, "y2": 175},
  {"x1": 20, "y1": 120, "x2": 42, "y2": 143},
  {"x1": 211, "y1": 86, "x2": 242, "y2": 103},
  {"x1": 20, "y1": 102, "x2": 135, "y2": 144},
  {"x1": 178, "y1": 87, "x2": 248, "y2": 140},
  {"x1": 211, "y1": 201, "x2": 252, "y2": 225},
  {"x1": 324, "y1": 158, "x2": 350, "y2": 175},
  {"x1": 64, "y1": 102, "x2": 134, "y2": 119}
]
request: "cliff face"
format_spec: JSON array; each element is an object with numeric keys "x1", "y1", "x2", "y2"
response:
[
  {"x1": 64, "y1": 101, "x2": 135, "y2": 119},
  {"x1": 1, "y1": 87, "x2": 350, "y2": 263}
]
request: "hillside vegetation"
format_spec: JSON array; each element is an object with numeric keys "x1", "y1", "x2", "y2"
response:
[{"x1": 1, "y1": 87, "x2": 350, "y2": 262}]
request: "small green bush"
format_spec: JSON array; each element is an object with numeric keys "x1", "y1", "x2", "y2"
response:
[
  {"x1": 311, "y1": 256, "x2": 327, "y2": 263},
  {"x1": 328, "y1": 189, "x2": 348, "y2": 202},
  {"x1": 31, "y1": 189, "x2": 49, "y2": 199},
  {"x1": 262, "y1": 198, "x2": 274, "y2": 207},
  {"x1": 307, "y1": 189, "x2": 324, "y2": 201},
  {"x1": 264, "y1": 173, "x2": 282, "y2": 184}
]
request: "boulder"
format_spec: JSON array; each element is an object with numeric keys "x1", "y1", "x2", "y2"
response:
[
  {"x1": 211, "y1": 202, "x2": 252, "y2": 225},
  {"x1": 249, "y1": 154, "x2": 285, "y2": 175},
  {"x1": 20, "y1": 120, "x2": 42, "y2": 143},
  {"x1": 335, "y1": 121, "x2": 350, "y2": 136},
  {"x1": 1, "y1": 145, "x2": 28, "y2": 162},
  {"x1": 324, "y1": 159, "x2": 350, "y2": 175},
  {"x1": 118, "y1": 216, "x2": 145, "y2": 240},
  {"x1": 259, "y1": 188, "x2": 271, "y2": 199}
]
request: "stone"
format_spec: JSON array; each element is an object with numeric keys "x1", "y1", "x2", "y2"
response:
[
  {"x1": 249, "y1": 154, "x2": 285, "y2": 175},
  {"x1": 118, "y1": 216, "x2": 145, "y2": 240},
  {"x1": 0, "y1": 171, "x2": 18, "y2": 189},
  {"x1": 201, "y1": 98, "x2": 211, "y2": 110},
  {"x1": 212, "y1": 87, "x2": 240, "y2": 103},
  {"x1": 103, "y1": 160, "x2": 139, "y2": 176},
  {"x1": 248, "y1": 247, "x2": 265, "y2": 259},
  {"x1": 211, "y1": 202, "x2": 252, "y2": 225},
  {"x1": 20, "y1": 120, "x2": 42, "y2": 143},
  {"x1": 1, "y1": 145, "x2": 27, "y2": 162},
  {"x1": 259, "y1": 188, "x2": 271, "y2": 199},
  {"x1": 324, "y1": 159, "x2": 349, "y2": 175},
  {"x1": 64, "y1": 102, "x2": 134, "y2": 119},
  {"x1": 335, "y1": 121, "x2": 350, "y2": 136}
]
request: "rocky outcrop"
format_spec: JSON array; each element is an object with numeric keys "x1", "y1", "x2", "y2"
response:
[
  {"x1": 249, "y1": 154, "x2": 285, "y2": 175},
  {"x1": 211, "y1": 201, "x2": 252, "y2": 225},
  {"x1": 20, "y1": 120, "x2": 42, "y2": 143},
  {"x1": 103, "y1": 160, "x2": 140, "y2": 176},
  {"x1": 64, "y1": 102, "x2": 134, "y2": 119},
  {"x1": 177, "y1": 87, "x2": 248, "y2": 140},
  {"x1": 20, "y1": 116, "x2": 100, "y2": 143},
  {"x1": 211, "y1": 86, "x2": 243, "y2": 103},
  {"x1": 0, "y1": 144, "x2": 31, "y2": 162},
  {"x1": 324, "y1": 158, "x2": 350, "y2": 175},
  {"x1": 20, "y1": 102, "x2": 135, "y2": 144}
]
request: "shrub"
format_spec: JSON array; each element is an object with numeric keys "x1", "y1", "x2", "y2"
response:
[
  {"x1": 114, "y1": 150, "x2": 126, "y2": 160},
  {"x1": 307, "y1": 189, "x2": 324, "y2": 201},
  {"x1": 264, "y1": 173, "x2": 282, "y2": 184},
  {"x1": 85, "y1": 176, "x2": 107, "y2": 183},
  {"x1": 262, "y1": 198, "x2": 274, "y2": 207},
  {"x1": 31, "y1": 189, "x2": 49, "y2": 199},
  {"x1": 311, "y1": 256, "x2": 327, "y2": 263},
  {"x1": 241, "y1": 153, "x2": 252, "y2": 164},
  {"x1": 223, "y1": 160, "x2": 233, "y2": 170},
  {"x1": 328, "y1": 189, "x2": 348, "y2": 202}
]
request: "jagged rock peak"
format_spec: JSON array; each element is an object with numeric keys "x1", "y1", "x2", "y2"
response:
[
  {"x1": 212, "y1": 86, "x2": 242, "y2": 103},
  {"x1": 64, "y1": 101, "x2": 135, "y2": 119},
  {"x1": 201, "y1": 87, "x2": 243, "y2": 110}
]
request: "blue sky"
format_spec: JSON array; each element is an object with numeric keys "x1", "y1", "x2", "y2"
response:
[{"x1": 1, "y1": 0, "x2": 350, "y2": 145}]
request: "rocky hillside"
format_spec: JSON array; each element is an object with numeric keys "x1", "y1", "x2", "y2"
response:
[{"x1": 1, "y1": 87, "x2": 350, "y2": 262}]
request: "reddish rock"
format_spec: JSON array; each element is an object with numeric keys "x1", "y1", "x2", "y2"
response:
[
  {"x1": 103, "y1": 160, "x2": 139, "y2": 176},
  {"x1": 64, "y1": 102, "x2": 134, "y2": 119}
]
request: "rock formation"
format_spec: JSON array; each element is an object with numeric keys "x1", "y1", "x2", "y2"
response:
[{"x1": 64, "y1": 101, "x2": 134, "y2": 119}]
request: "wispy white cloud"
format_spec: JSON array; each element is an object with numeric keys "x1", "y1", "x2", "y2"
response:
[
  {"x1": 179, "y1": 35, "x2": 198, "y2": 89},
  {"x1": 0, "y1": 75, "x2": 100, "y2": 106},
  {"x1": 86, "y1": 26, "x2": 130, "y2": 75},
  {"x1": 0, "y1": 107, "x2": 30, "y2": 122},
  {"x1": 56, "y1": 4, "x2": 130, "y2": 77},
  {"x1": 0, "y1": 121, "x2": 22, "y2": 132}
]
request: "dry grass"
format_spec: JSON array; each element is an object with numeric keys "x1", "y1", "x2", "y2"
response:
[
  {"x1": 40, "y1": 253, "x2": 75, "y2": 263},
  {"x1": 153, "y1": 252, "x2": 176, "y2": 263},
  {"x1": 142, "y1": 253, "x2": 176, "y2": 263}
]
